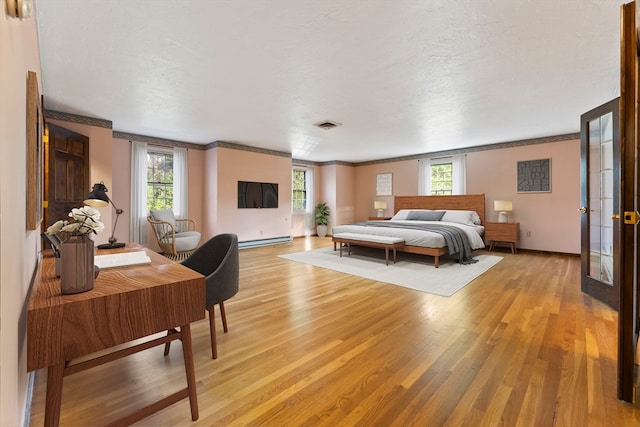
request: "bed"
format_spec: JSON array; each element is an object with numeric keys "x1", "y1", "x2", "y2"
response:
[{"x1": 332, "y1": 194, "x2": 486, "y2": 267}]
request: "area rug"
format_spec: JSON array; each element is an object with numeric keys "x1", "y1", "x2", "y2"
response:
[{"x1": 279, "y1": 246, "x2": 503, "y2": 297}]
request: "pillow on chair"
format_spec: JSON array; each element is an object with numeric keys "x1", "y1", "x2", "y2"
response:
[
  {"x1": 150, "y1": 209, "x2": 177, "y2": 239},
  {"x1": 150, "y1": 209, "x2": 176, "y2": 226}
]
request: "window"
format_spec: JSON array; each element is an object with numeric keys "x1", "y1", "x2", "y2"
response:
[
  {"x1": 147, "y1": 150, "x2": 174, "y2": 211},
  {"x1": 418, "y1": 154, "x2": 466, "y2": 195},
  {"x1": 292, "y1": 168, "x2": 307, "y2": 211},
  {"x1": 430, "y1": 162, "x2": 453, "y2": 195}
]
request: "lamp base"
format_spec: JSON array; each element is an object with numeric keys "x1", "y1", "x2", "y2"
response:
[
  {"x1": 97, "y1": 242, "x2": 126, "y2": 250},
  {"x1": 498, "y1": 212, "x2": 509, "y2": 223},
  {"x1": 377, "y1": 209, "x2": 384, "y2": 217}
]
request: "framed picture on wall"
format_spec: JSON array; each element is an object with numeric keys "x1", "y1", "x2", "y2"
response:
[
  {"x1": 376, "y1": 173, "x2": 393, "y2": 196},
  {"x1": 517, "y1": 159, "x2": 551, "y2": 193},
  {"x1": 26, "y1": 70, "x2": 44, "y2": 230}
]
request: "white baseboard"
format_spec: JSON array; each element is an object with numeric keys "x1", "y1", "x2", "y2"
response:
[{"x1": 238, "y1": 236, "x2": 292, "y2": 249}]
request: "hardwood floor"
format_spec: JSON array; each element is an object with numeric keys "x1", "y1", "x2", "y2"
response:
[{"x1": 28, "y1": 237, "x2": 640, "y2": 426}]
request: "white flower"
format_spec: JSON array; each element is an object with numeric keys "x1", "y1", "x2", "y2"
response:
[
  {"x1": 46, "y1": 220, "x2": 68, "y2": 235},
  {"x1": 47, "y1": 205, "x2": 105, "y2": 237},
  {"x1": 69, "y1": 206, "x2": 101, "y2": 223}
]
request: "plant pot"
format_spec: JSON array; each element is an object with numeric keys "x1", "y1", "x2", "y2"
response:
[
  {"x1": 60, "y1": 235, "x2": 95, "y2": 294},
  {"x1": 317, "y1": 225, "x2": 328, "y2": 238}
]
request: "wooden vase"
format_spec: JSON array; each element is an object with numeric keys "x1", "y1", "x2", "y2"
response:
[{"x1": 60, "y1": 235, "x2": 95, "y2": 294}]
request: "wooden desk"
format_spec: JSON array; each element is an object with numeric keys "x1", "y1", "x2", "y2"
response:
[{"x1": 27, "y1": 246, "x2": 206, "y2": 427}]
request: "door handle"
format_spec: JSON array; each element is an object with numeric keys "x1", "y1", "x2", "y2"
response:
[
  {"x1": 624, "y1": 211, "x2": 640, "y2": 224},
  {"x1": 578, "y1": 206, "x2": 588, "y2": 214}
]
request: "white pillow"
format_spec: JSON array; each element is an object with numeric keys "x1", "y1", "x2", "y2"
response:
[
  {"x1": 394, "y1": 209, "x2": 482, "y2": 224},
  {"x1": 471, "y1": 211, "x2": 481, "y2": 225},
  {"x1": 441, "y1": 210, "x2": 480, "y2": 225},
  {"x1": 150, "y1": 209, "x2": 176, "y2": 226}
]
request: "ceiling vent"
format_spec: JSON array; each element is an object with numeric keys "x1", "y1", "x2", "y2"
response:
[{"x1": 314, "y1": 120, "x2": 342, "y2": 130}]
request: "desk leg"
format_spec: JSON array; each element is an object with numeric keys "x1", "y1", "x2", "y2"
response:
[
  {"x1": 180, "y1": 324, "x2": 199, "y2": 421},
  {"x1": 44, "y1": 362, "x2": 65, "y2": 427}
]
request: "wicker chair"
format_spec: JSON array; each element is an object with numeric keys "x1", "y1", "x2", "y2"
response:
[{"x1": 147, "y1": 209, "x2": 201, "y2": 261}]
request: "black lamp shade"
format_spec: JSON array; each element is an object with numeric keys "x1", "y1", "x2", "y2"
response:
[{"x1": 84, "y1": 182, "x2": 110, "y2": 207}]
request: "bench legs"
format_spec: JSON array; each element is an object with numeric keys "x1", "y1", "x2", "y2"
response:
[{"x1": 335, "y1": 241, "x2": 398, "y2": 266}]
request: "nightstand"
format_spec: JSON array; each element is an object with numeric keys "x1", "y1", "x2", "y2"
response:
[
  {"x1": 368, "y1": 216, "x2": 392, "y2": 220},
  {"x1": 485, "y1": 222, "x2": 519, "y2": 254}
]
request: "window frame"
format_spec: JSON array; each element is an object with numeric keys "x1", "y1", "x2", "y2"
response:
[
  {"x1": 146, "y1": 147, "x2": 175, "y2": 212},
  {"x1": 429, "y1": 160, "x2": 453, "y2": 195},
  {"x1": 292, "y1": 167, "x2": 308, "y2": 213}
]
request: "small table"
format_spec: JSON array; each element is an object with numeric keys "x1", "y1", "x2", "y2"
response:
[
  {"x1": 368, "y1": 216, "x2": 393, "y2": 220},
  {"x1": 485, "y1": 222, "x2": 519, "y2": 254},
  {"x1": 27, "y1": 246, "x2": 205, "y2": 427}
]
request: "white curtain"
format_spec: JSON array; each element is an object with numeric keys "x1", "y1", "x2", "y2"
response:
[
  {"x1": 130, "y1": 140, "x2": 148, "y2": 244},
  {"x1": 418, "y1": 159, "x2": 429, "y2": 195},
  {"x1": 173, "y1": 147, "x2": 188, "y2": 218},
  {"x1": 305, "y1": 167, "x2": 315, "y2": 236},
  {"x1": 418, "y1": 154, "x2": 467, "y2": 195},
  {"x1": 451, "y1": 154, "x2": 466, "y2": 195}
]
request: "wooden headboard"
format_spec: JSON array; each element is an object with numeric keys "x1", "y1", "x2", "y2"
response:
[{"x1": 394, "y1": 194, "x2": 486, "y2": 225}]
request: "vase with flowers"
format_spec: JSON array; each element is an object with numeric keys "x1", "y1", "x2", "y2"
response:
[{"x1": 46, "y1": 206, "x2": 104, "y2": 294}]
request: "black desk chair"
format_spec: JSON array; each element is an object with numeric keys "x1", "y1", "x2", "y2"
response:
[{"x1": 164, "y1": 233, "x2": 239, "y2": 359}]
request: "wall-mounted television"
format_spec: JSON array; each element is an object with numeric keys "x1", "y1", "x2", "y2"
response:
[{"x1": 238, "y1": 181, "x2": 279, "y2": 209}]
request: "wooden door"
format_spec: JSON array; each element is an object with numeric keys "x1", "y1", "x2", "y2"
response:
[
  {"x1": 44, "y1": 123, "x2": 90, "y2": 229},
  {"x1": 579, "y1": 98, "x2": 620, "y2": 310},
  {"x1": 617, "y1": 1, "x2": 638, "y2": 403}
]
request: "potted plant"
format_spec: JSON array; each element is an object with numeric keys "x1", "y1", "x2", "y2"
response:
[{"x1": 315, "y1": 202, "x2": 330, "y2": 238}]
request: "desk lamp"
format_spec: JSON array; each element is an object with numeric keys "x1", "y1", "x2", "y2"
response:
[{"x1": 84, "y1": 182, "x2": 126, "y2": 249}]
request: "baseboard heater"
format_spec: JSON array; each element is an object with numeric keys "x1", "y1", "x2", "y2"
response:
[{"x1": 238, "y1": 236, "x2": 293, "y2": 249}]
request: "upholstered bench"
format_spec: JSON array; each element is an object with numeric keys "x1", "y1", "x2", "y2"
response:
[{"x1": 332, "y1": 233, "x2": 405, "y2": 266}]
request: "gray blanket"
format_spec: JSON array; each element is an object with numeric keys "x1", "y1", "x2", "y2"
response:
[{"x1": 355, "y1": 221, "x2": 478, "y2": 264}]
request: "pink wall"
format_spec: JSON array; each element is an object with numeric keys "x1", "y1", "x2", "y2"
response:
[
  {"x1": 205, "y1": 147, "x2": 293, "y2": 242},
  {"x1": 1, "y1": 10, "x2": 43, "y2": 427},
  {"x1": 112, "y1": 138, "x2": 131, "y2": 244},
  {"x1": 354, "y1": 160, "x2": 419, "y2": 220},
  {"x1": 336, "y1": 164, "x2": 356, "y2": 226},
  {"x1": 467, "y1": 140, "x2": 580, "y2": 253},
  {"x1": 350, "y1": 139, "x2": 580, "y2": 254}
]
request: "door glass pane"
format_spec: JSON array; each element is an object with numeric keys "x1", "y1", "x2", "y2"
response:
[{"x1": 588, "y1": 113, "x2": 614, "y2": 285}]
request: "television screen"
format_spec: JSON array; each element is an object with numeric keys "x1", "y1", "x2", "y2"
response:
[{"x1": 238, "y1": 181, "x2": 279, "y2": 208}]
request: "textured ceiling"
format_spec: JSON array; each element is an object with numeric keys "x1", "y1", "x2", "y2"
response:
[{"x1": 35, "y1": 0, "x2": 622, "y2": 162}]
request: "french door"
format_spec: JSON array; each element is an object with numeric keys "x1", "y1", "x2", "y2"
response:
[
  {"x1": 579, "y1": 1, "x2": 639, "y2": 404},
  {"x1": 579, "y1": 99, "x2": 620, "y2": 310}
]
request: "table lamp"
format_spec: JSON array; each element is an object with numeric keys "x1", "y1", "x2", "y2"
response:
[
  {"x1": 374, "y1": 200, "x2": 387, "y2": 217},
  {"x1": 84, "y1": 182, "x2": 126, "y2": 249},
  {"x1": 494, "y1": 200, "x2": 512, "y2": 223}
]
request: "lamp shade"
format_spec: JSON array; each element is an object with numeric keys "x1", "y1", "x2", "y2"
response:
[
  {"x1": 494, "y1": 200, "x2": 512, "y2": 223},
  {"x1": 84, "y1": 182, "x2": 110, "y2": 207},
  {"x1": 494, "y1": 200, "x2": 512, "y2": 211},
  {"x1": 374, "y1": 201, "x2": 387, "y2": 210},
  {"x1": 84, "y1": 182, "x2": 126, "y2": 249}
]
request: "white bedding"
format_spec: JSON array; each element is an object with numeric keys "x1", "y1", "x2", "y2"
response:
[{"x1": 332, "y1": 220, "x2": 485, "y2": 249}]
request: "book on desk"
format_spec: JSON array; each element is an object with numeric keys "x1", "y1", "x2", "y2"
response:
[{"x1": 94, "y1": 250, "x2": 152, "y2": 269}]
